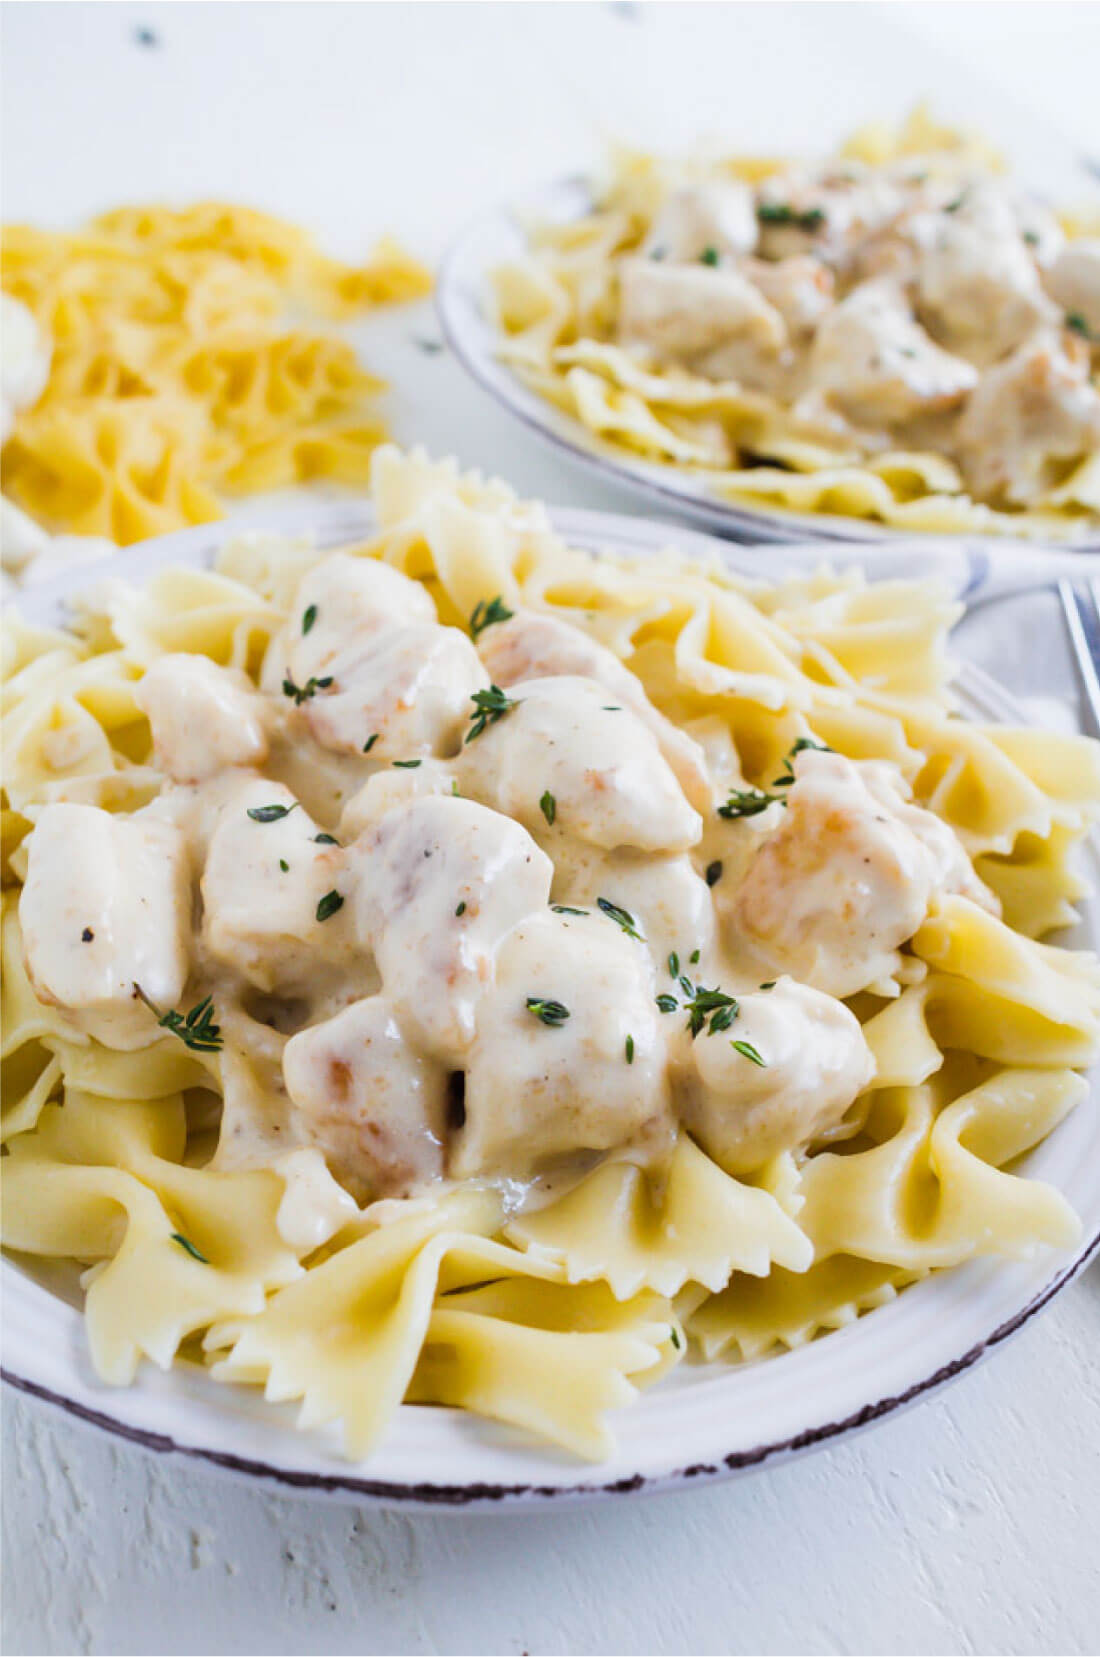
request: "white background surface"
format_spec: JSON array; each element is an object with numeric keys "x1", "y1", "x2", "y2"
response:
[{"x1": 3, "y1": 4, "x2": 1100, "y2": 1653}]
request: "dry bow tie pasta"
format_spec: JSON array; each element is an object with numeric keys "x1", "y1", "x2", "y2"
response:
[
  {"x1": 0, "y1": 202, "x2": 431, "y2": 572},
  {"x1": 3, "y1": 445, "x2": 1099, "y2": 1460}
]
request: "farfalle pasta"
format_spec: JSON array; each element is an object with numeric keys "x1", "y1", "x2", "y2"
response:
[
  {"x1": 2, "y1": 446, "x2": 1097, "y2": 1462},
  {"x1": 490, "y1": 108, "x2": 1100, "y2": 540},
  {"x1": 0, "y1": 203, "x2": 431, "y2": 565}
]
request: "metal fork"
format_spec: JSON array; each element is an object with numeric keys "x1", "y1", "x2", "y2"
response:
[{"x1": 1058, "y1": 579, "x2": 1100, "y2": 740}]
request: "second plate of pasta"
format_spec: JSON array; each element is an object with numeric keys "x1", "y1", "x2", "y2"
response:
[
  {"x1": 3, "y1": 450, "x2": 1099, "y2": 1506},
  {"x1": 438, "y1": 110, "x2": 1100, "y2": 547}
]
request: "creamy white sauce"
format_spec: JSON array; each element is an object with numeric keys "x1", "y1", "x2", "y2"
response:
[
  {"x1": 18, "y1": 570, "x2": 994, "y2": 1207},
  {"x1": 609, "y1": 167, "x2": 1100, "y2": 501},
  {"x1": 273, "y1": 1147, "x2": 359, "y2": 1251}
]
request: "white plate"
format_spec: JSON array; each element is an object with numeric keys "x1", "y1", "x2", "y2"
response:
[
  {"x1": 4, "y1": 500, "x2": 1098, "y2": 1511},
  {"x1": 436, "y1": 174, "x2": 1100, "y2": 553}
]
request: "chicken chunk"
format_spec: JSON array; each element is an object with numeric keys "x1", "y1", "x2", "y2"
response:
[
  {"x1": 810, "y1": 279, "x2": 978, "y2": 428},
  {"x1": 739, "y1": 255, "x2": 835, "y2": 338},
  {"x1": 673, "y1": 977, "x2": 875, "y2": 1173},
  {"x1": 549, "y1": 844, "x2": 720, "y2": 975},
  {"x1": 348, "y1": 794, "x2": 553, "y2": 1062},
  {"x1": 454, "y1": 910, "x2": 672, "y2": 1178},
  {"x1": 298, "y1": 622, "x2": 488, "y2": 760},
  {"x1": 283, "y1": 996, "x2": 447, "y2": 1202},
  {"x1": 136, "y1": 654, "x2": 268, "y2": 783},
  {"x1": 618, "y1": 256, "x2": 786, "y2": 378},
  {"x1": 642, "y1": 182, "x2": 758, "y2": 265},
  {"x1": 338, "y1": 757, "x2": 456, "y2": 842},
  {"x1": 267, "y1": 551, "x2": 437, "y2": 691},
  {"x1": 732, "y1": 749, "x2": 993, "y2": 998},
  {"x1": 457, "y1": 675, "x2": 703, "y2": 853},
  {"x1": 20, "y1": 802, "x2": 190, "y2": 1047},
  {"x1": 954, "y1": 332, "x2": 1100, "y2": 508},
  {"x1": 477, "y1": 609, "x2": 711, "y2": 811},
  {"x1": 201, "y1": 777, "x2": 352, "y2": 993},
  {"x1": 1045, "y1": 239, "x2": 1100, "y2": 340},
  {"x1": 916, "y1": 188, "x2": 1056, "y2": 364},
  {"x1": 754, "y1": 167, "x2": 905, "y2": 267}
]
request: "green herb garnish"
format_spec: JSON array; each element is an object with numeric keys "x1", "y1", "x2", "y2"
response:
[
  {"x1": 759, "y1": 980, "x2": 776, "y2": 990},
  {"x1": 757, "y1": 202, "x2": 826, "y2": 231},
  {"x1": 596, "y1": 897, "x2": 645, "y2": 942},
  {"x1": 656, "y1": 993, "x2": 679, "y2": 1014},
  {"x1": 772, "y1": 735, "x2": 831, "y2": 788},
  {"x1": 551, "y1": 904, "x2": 588, "y2": 916},
  {"x1": 689, "y1": 948, "x2": 700, "y2": 965},
  {"x1": 282, "y1": 673, "x2": 333, "y2": 706},
  {"x1": 540, "y1": 790, "x2": 556, "y2": 826},
  {"x1": 279, "y1": 859, "x2": 289, "y2": 872},
  {"x1": 705, "y1": 860, "x2": 723, "y2": 887},
  {"x1": 700, "y1": 246, "x2": 720, "y2": 266},
  {"x1": 731, "y1": 1039, "x2": 766, "y2": 1066},
  {"x1": 718, "y1": 786, "x2": 783, "y2": 819},
  {"x1": 315, "y1": 890, "x2": 344, "y2": 923},
  {"x1": 668, "y1": 952, "x2": 680, "y2": 978},
  {"x1": 247, "y1": 802, "x2": 298, "y2": 824},
  {"x1": 314, "y1": 833, "x2": 338, "y2": 845},
  {"x1": 526, "y1": 997, "x2": 570, "y2": 1027},
  {"x1": 392, "y1": 759, "x2": 422, "y2": 768},
  {"x1": 470, "y1": 596, "x2": 514, "y2": 640},
  {"x1": 683, "y1": 984, "x2": 739, "y2": 1039},
  {"x1": 362, "y1": 733, "x2": 380, "y2": 754},
  {"x1": 1066, "y1": 311, "x2": 1096, "y2": 341},
  {"x1": 466, "y1": 685, "x2": 517, "y2": 743},
  {"x1": 302, "y1": 604, "x2": 318, "y2": 635},
  {"x1": 669, "y1": 1326, "x2": 682, "y2": 1351},
  {"x1": 625, "y1": 1034, "x2": 635, "y2": 1064},
  {"x1": 456, "y1": 901, "x2": 466, "y2": 916},
  {"x1": 133, "y1": 985, "x2": 223, "y2": 1053},
  {"x1": 171, "y1": 1232, "x2": 209, "y2": 1264}
]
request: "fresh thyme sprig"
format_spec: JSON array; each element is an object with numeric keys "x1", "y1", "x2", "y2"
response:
[
  {"x1": 1067, "y1": 311, "x2": 1098, "y2": 343},
  {"x1": 771, "y1": 735, "x2": 831, "y2": 787},
  {"x1": 596, "y1": 897, "x2": 645, "y2": 942},
  {"x1": 731, "y1": 1039, "x2": 766, "y2": 1066},
  {"x1": 316, "y1": 890, "x2": 344, "y2": 923},
  {"x1": 540, "y1": 790, "x2": 556, "y2": 826},
  {"x1": 301, "y1": 604, "x2": 318, "y2": 635},
  {"x1": 133, "y1": 985, "x2": 223, "y2": 1053},
  {"x1": 171, "y1": 1232, "x2": 210, "y2": 1264},
  {"x1": 718, "y1": 737, "x2": 833, "y2": 817},
  {"x1": 247, "y1": 802, "x2": 298, "y2": 824},
  {"x1": 469, "y1": 596, "x2": 514, "y2": 641},
  {"x1": 685, "y1": 984, "x2": 740, "y2": 1038},
  {"x1": 466, "y1": 685, "x2": 517, "y2": 743},
  {"x1": 526, "y1": 997, "x2": 570, "y2": 1027},
  {"x1": 757, "y1": 202, "x2": 826, "y2": 231},
  {"x1": 282, "y1": 673, "x2": 333, "y2": 706},
  {"x1": 718, "y1": 786, "x2": 784, "y2": 820}
]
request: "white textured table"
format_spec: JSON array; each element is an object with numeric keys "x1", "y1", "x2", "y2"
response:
[{"x1": 4, "y1": 6, "x2": 1100, "y2": 1653}]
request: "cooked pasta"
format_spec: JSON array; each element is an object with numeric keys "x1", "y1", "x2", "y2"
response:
[
  {"x1": 0, "y1": 203, "x2": 431, "y2": 559},
  {"x1": 2, "y1": 445, "x2": 1098, "y2": 1462},
  {"x1": 490, "y1": 106, "x2": 1100, "y2": 540}
]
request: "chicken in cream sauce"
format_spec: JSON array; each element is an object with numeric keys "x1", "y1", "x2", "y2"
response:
[
  {"x1": 610, "y1": 155, "x2": 1100, "y2": 510},
  {"x1": 19, "y1": 554, "x2": 997, "y2": 1214}
]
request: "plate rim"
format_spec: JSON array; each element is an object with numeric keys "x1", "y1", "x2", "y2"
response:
[
  {"x1": 434, "y1": 173, "x2": 1100, "y2": 554},
  {"x1": 4, "y1": 498, "x2": 1099, "y2": 1510}
]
